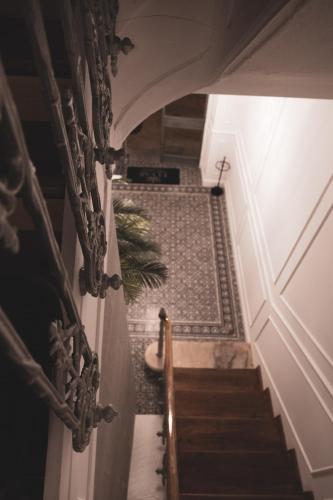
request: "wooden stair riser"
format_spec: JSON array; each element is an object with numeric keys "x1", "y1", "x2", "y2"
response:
[
  {"x1": 176, "y1": 416, "x2": 285, "y2": 452},
  {"x1": 178, "y1": 451, "x2": 302, "y2": 495},
  {"x1": 175, "y1": 389, "x2": 272, "y2": 418},
  {"x1": 174, "y1": 368, "x2": 261, "y2": 392},
  {"x1": 180, "y1": 495, "x2": 312, "y2": 500}
]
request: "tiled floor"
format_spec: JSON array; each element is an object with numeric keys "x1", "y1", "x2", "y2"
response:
[
  {"x1": 130, "y1": 337, "x2": 164, "y2": 415},
  {"x1": 113, "y1": 165, "x2": 244, "y2": 414},
  {"x1": 114, "y1": 184, "x2": 243, "y2": 341}
]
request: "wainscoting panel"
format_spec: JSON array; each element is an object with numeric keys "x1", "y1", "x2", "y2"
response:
[
  {"x1": 200, "y1": 94, "x2": 333, "y2": 499},
  {"x1": 256, "y1": 318, "x2": 333, "y2": 473},
  {"x1": 254, "y1": 99, "x2": 333, "y2": 282},
  {"x1": 282, "y1": 208, "x2": 333, "y2": 365},
  {"x1": 270, "y1": 303, "x2": 333, "y2": 419},
  {"x1": 237, "y1": 214, "x2": 266, "y2": 327},
  {"x1": 236, "y1": 96, "x2": 285, "y2": 188},
  {"x1": 226, "y1": 133, "x2": 248, "y2": 238}
]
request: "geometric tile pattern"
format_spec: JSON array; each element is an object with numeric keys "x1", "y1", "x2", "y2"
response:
[
  {"x1": 126, "y1": 189, "x2": 220, "y2": 326},
  {"x1": 130, "y1": 336, "x2": 164, "y2": 415},
  {"x1": 113, "y1": 174, "x2": 244, "y2": 414},
  {"x1": 113, "y1": 184, "x2": 244, "y2": 340}
]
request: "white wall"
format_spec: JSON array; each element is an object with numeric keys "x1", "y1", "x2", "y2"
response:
[
  {"x1": 127, "y1": 415, "x2": 166, "y2": 500},
  {"x1": 111, "y1": 0, "x2": 225, "y2": 148},
  {"x1": 200, "y1": 0, "x2": 333, "y2": 100},
  {"x1": 111, "y1": 0, "x2": 291, "y2": 148},
  {"x1": 200, "y1": 94, "x2": 333, "y2": 499}
]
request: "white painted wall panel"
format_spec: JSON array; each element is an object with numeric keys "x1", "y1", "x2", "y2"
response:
[
  {"x1": 255, "y1": 99, "x2": 333, "y2": 280},
  {"x1": 212, "y1": 95, "x2": 233, "y2": 133},
  {"x1": 282, "y1": 208, "x2": 333, "y2": 363},
  {"x1": 223, "y1": 136, "x2": 247, "y2": 235},
  {"x1": 201, "y1": 94, "x2": 333, "y2": 499},
  {"x1": 238, "y1": 215, "x2": 266, "y2": 327},
  {"x1": 257, "y1": 319, "x2": 333, "y2": 472},
  {"x1": 237, "y1": 96, "x2": 285, "y2": 187}
]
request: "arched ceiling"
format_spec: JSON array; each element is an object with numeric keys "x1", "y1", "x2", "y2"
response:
[{"x1": 110, "y1": 0, "x2": 324, "y2": 148}]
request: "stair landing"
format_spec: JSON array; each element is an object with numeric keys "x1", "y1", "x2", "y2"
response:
[{"x1": 145, "y1": 340, "x2": 253, "y2": 372}]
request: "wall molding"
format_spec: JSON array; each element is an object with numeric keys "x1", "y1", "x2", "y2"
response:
[
  {"x1": 229, "y1": 133, "x2": 248, "y2": 240},
  {"x1": 252, "y1": 99, "x2": 286, "y2": 190},
  {"x1": 278, "y1": 203, "x2": 333, "y2": 371},
  {"x1": 224, "y1": 180, "x2": 251, "y2": 342},
  {"x1": 280, "y1": 194, "x2": 333, "y2": 294},
  {"x1": 235, "y1": 208, "x2": 248, "y2": 246},
  {"x1": 280, "y1": 295, "x2": 333, "y2": 370},
  {"x1": 272, "y1": 173, "x2": 333, "y2": 286},
  {"x1": 237, "y1": 213, "x2": 267, "y2": 327},
  {"x1": 233, "y1": 102, "x2": 333, "y2": 288},
  {"x1": 224, "y1": 113, "x2": 333, "y2": 385},
  {"x1": 233, "y1": 130, "x2": 274, "y2": 305},
  {"x1": 272, "y1": 302, "x2": 333, "y2": 400},
  {"x1": 202, "y1": 94, "x2": 333, "y2": 497},
  {"x1": 271, "y1": 313, "x2": 333, "y2": 424},
  {"x1": 255, "y1": 318, "x2": 333, "y2": 475}
]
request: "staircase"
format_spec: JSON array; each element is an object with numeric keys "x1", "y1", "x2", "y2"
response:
[{"x1": 173, "y1": 366, "x2": 314, "y2": 500}]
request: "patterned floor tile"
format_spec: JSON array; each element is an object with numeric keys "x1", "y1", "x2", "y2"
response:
[
  {"x1": 130, "y1": 336, "x2": 164, "y2": 414},
  {"x1": 114, "y1": 169, "x2": 244, "y2": 414},
  {"x1": 113, "y1": 184, "x2": 244, "y2": 340}
]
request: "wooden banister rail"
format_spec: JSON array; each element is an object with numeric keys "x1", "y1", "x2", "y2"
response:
[{"x1": 164, "y1": 316, "x2": 180, "y2": 500}]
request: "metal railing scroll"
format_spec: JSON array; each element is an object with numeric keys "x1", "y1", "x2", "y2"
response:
[
  {"x1": 0, "y1": 0, "x2": 134, "y2": 451},
  {"x1": 0, "y1": 63, "x2": 117, "y2": 451},
  {"x1": 156, "y1": 310, "x2": 180, "y2": 500}
]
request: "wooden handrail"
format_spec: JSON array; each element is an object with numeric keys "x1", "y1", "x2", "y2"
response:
[{"x1": 164, "y1": 317, "x2": 180, "y2": 500}]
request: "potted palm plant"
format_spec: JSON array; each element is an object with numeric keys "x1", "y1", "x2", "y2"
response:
[{"x1": 113, "y1": 198, "x2": 168, "y2": 303}]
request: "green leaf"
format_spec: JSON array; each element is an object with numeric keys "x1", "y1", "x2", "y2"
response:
[{"x1": 113, "y1": 197, "x2": 168, "y2": 304}]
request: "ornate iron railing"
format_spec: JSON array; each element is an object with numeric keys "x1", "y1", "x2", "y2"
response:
[
  {"x1": 0, "y1": 0, "x2": 133, "y2": 451},
  {"x1": 24, "y1": 0, "x2": 116, "y2": 298},
  {"x1": 82, "y1": 0, "x2": 112, "y2": 152},
  {"x1": 0, "y1": 61, "x2": 117, "y2": 451}
]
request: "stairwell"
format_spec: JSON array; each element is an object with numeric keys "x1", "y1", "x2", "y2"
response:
[{"x1": 173, "y1": 367, "x2": 314, "y2": 500}]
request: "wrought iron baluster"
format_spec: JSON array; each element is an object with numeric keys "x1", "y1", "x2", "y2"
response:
[
  {"x1": 23, "y1": 0, "x2": 118, "y2": 298},
  {"x1": 82, "y1": 0, "x2": 112, "y2": 152},
  {"x1": 0, "y1": 58, "x2": 117, "y2": 452}
]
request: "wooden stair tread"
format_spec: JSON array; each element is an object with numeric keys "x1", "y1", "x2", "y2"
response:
[
  {"x1": 178, "y1": 450, "x2": 302, "y2": 495},
  {"x1": 175, "y1": 389, "x2": 272, "y2": 418},
  {"x1": 180, "y1": 495, "x2": 312, "y2": 500},
  {"x1": 176, "y1": 416, "x2": 285, "y2": 451},
  {"x1": 173, "y1": 366, "x2": 313, "y2": 498},
  {"x1": 174, "y1": 367, "x2": 261, "y2": 392}
]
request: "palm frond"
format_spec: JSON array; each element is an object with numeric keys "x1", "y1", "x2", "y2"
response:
[
  {"x1": 114, "y1": 197, "x2": 168, "y2": 303},
  {"x1": 122, "y1": 256, "x2": 168, "y2": 288},
  {"x1": 118, "y1": 238, "x2": 160, "y2": 256},
  {"x1": 116, "y1": 217, "x2": 151, "y2": 241},
  {"x1": 113, "y1": 198, "x2": 148, "y2": 218},
  {"x1": 120, "y1": 256, "x2": 168, "y2": 303}
]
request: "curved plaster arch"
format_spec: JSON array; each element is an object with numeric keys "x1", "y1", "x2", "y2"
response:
[{"x1": 110, "y1": 0, "x2": 227, "y2": 148}]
